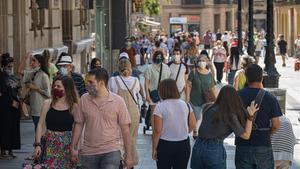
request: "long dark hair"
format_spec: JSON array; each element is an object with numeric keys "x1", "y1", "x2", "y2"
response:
[
  {"x1": 212, "y1": 85, "x2": 247, "y2": 126},
  {"x1": 51, "y1": 75, "x2": 78, "y2": 114},
  {"x1": 33, "y1": 54, "x2": 49, "y2": 77},
  {"x1": 230, "y1": 46, "x2": 239, "y2": 68},
  {"x1": 90, "y1": 58, "x2": 101, "y2": 70}
]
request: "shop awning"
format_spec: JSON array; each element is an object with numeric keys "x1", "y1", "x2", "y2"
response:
[{"x1": 138, "y1": 18, "x2": 160, "y2": 27}]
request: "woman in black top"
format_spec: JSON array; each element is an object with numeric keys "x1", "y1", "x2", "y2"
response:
[
  {"x1": 190, "y1": 85, "x2": 258, "y2": 169},
  {"x1": 33, "y1": 75, "x2": 80, "y2": 168},
  {"x1": 0, "y1": 53, "x2": 21, "y2": 160}
]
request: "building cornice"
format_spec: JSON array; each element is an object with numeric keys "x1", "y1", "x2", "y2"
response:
[{"x1": 162, "y1": 4, "x2": 236, "y2": 10}]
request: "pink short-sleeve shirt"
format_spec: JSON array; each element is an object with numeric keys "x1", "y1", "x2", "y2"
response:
[{"x1": 74, "y1": 92, "x2": 131, "y2": 155}]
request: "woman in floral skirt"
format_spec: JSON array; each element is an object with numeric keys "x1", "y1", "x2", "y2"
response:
[{"x1": 33, "y1": 75, "x2": 80, "y2": 168}]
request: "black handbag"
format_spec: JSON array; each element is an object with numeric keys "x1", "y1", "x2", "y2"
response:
[{"x1": 149, "y1": 63, "x2": 163, "y2": 103}]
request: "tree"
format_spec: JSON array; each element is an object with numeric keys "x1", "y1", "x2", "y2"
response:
[{"x1": 142, "y1": 0, "x2": 170, "y2": 16}]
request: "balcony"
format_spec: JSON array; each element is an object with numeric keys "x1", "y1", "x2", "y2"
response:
[{"x1": 214, "y1": 0, "x2": 235, "y2": 4}]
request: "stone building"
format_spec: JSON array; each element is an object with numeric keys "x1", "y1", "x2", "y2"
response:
[
  {"x1": 159, "y1": 0, "x2": 237, "y2": 35},
  {"x1": 274, "y1": 0, "x2": 300, "y2": 55},
  {"x1": 0, "y1": 0, "x2": 95, "y2": 74}
]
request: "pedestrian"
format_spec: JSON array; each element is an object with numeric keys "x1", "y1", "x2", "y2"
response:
[
  {"x1": 108, "y1": 59, "x2": 140, "y2": 167},
  {"x1": 56, "y1": 52, "x2": 87, "y2": 96},
  {"x1": 186, "y1": 54, "x2": 217, "y2": 139},
  {"x1": 235, "y1": 64, "x2": 282, "y2": 169},
  {"x1": 211, "y1": 40, "x2": 227, "y2": 83},
  {"x1": 277, "y1": 34, "x2": 288, "y2": 67},
  {"x1": 33, "y1": 75, "x2": 80, "y2": 168},
  {"x1": 294, "y1": 34, "x2": 300, "y2": 60},
  {"x1": 152, "y1": 79, "x2": 197, "y2": 169},
  {"x1": 84, "y1": 57, "x2": 102, "y2": 84},
  {"x1": 185, "y1": 41, "x2": 199, "y2": 69},
  {"x1": 43, "y1": 49, "x2": 58, "y2": 85},
  {"x1": 233, "y1": 55, "x2": 255, "y2": 91},
  {"x1": 168, "y1": 48, "x2": 189, "y2": 99},
  {"x1": 144, "y1": 50, "x2": 171, "y2": 118},
  {"x1": 227, "y1": 46, "x2": 240, "y2": 85},
  {"x1": 191, "y1": 85, "x2": 259, "y2": 169},
  {"x1": 254, "y1": 34, "x2": 264, "y2": 64},
  {"x1": 18, "y1": 52, "x2": 51, "y2": 131},
  {"x1": 0, "y1": 53, "x2": 21, "y2": 160},
  {"x1": 271, "y1": 114, "x2": 297, "y2": 169},
  {"x1": 200, "y1": 50, "x2": 216, "y2": 80},
  {"x1": 71, "y1": 68, "x2": 133, "y2": 169},
  {"x1": 120, "y1": 37, "x2": 137, "y2": 67},
  {"x1": 203, "y1": 31, "x2": 212, "y2": 51}
]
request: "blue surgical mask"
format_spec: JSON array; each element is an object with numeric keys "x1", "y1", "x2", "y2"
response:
[
  {"x1": 32, "y1": 66, "x2": 40, "y2": 72},
  {"x1": 86, "y1": 84, "x2": 98, "y2": 97},
  {"x1": 60, "y1": 67, "x2": 68, "y2": 75},
  {"x1": 155, "y1": 57, "x2": 163, "y2": 64}
]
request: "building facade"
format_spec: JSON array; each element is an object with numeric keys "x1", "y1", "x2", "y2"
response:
[
  {"x1": 274, "y1": 0, "x2": 300, "y2": 55},
  {"x1": 0, "y1": 0, "x2": 95, "y2": 74},
  {"x1": 159, "y1": 0, "x2": 237, "y2": 35}
]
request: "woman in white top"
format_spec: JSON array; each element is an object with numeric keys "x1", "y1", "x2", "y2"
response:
[
  {"x1": 211, "y1": 40, "x2": 227, "y2": 83},
  {"x1": 108, "y1": 59, "x2": 140, "y2": 166},
  {"x1": 152, "y1": 79, "x2": 197, "y2": 169}
]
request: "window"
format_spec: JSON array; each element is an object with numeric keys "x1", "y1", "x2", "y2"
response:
[
  {"x1": 183, "y1": 0, "x2": 202, "y2": 5},
  {"x1": 214, "y1": 0, "x2": 233, "y2": 4}
]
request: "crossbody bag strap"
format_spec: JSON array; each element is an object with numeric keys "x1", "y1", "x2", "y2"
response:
[
  {"x1": 119, "y1": 76, "x2": 138, "y2": 105},
  {"x1": 175, "y1": 63, "x2": 182, "y2": 82},
  {"x1": 186, "y1": 103, "x2": 190, "y2": 126},
  {"x1": 157, "y1": 63, "x2": 163, "y2": 89},
  {"x1": 252, "y1": 89, "x2": 266, "y2": 130}
]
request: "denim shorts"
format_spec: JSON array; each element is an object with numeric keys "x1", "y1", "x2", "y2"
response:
[
  {"x1": 191, "y1": 138, "x2": 226, "y2": 169},
  {"x1": 190, "y1": 103, "x2": 203, "y2": 120},
  {"x1": 235, "y1": 146, "x2": 274, "y2": 169},
  {"x1": 80, "y1": 151, "x2": 121, "y2": 169}
]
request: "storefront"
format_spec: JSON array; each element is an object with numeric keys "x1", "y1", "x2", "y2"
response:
[
  {"x1": 181, "y1": 15, "x2": 201, "y2": 33},
  {"x1": 169, "y1": 17, "x2": 187, "y2": 34}
]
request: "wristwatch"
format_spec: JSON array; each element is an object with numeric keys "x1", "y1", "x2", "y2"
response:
[{"x1": 33, "y1": 142, "x2": 41, "y2": 147}]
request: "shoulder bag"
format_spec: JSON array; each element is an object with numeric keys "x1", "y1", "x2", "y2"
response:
[{"x1": 149, "y1": 64, "x2": 163, "y2": 103}]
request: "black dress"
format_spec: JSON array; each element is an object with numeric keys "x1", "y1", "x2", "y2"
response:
[{"x1": 0, "y1": 71, "x2": 21, "y2": 150}]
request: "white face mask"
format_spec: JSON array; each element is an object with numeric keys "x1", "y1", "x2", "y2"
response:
[
  {"x1": 60, "y1": 67, "x2": 68, "y2": 75},
  {"x1": 174, "y1": 55, "x2": 181, "y2": 62},
  {"x1": 198, "y1": 61, "x2": 207, "y2": 69}
]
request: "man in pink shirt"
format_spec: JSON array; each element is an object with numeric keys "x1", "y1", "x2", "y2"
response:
[{"x1": 70, "y1": 68, "x2": 133, "y2": 169}]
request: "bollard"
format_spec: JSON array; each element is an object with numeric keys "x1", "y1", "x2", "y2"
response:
[{"x1": 264, "y1": 88, "x2": 286, "y2": 115}]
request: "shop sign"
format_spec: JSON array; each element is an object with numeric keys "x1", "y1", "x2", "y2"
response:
[{"x1": 170, "y1": 17, "x2": 187, "y2": 24}]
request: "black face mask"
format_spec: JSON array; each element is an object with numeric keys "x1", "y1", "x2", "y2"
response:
[{"x1": 154, "y1": 57, "x2": 163, "y2": 64}]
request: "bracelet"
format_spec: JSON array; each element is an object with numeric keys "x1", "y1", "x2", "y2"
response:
[
  {"x1": 33, "y1": 142, "x2": 41, "y2": 147},
  {"x1": 247, "y1": 115, "x2": 254, "y2": 121}
]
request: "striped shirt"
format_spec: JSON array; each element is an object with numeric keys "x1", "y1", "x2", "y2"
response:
[
  {"x1": 71, "y1": 72, "x2": 87, "y2": 97},
  {"x1": 271, "y1": 116, "x2": 297, "y2": 161}
]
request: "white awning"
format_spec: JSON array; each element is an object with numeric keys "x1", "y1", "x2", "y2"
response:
[{"x1": 138, "y1": 18, "x2": 160, "y2": 27}]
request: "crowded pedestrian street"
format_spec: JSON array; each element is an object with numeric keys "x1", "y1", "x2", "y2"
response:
[{"x1": 0, "y1": 56, "x2": 299, "y2": 169}]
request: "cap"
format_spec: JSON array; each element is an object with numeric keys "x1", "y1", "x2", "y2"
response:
[
  {"x1": 119, "y1": 52, "x2": 129, "y2": 60},
  {"x1": 57, "y1": 55, "x2": 72, "y2": 65}
]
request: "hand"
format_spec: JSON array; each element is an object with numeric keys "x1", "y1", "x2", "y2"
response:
[
  {"x1": 12, "y1": 100, "x2": 19, "y2": 109},
  {"x1": 25, "y1": 51, "x2": 33, "y2": 60},
  {"x1": 35, "y1": 146, "x2": 42, "y2": 157},
  {"x1": 124, "y1": 154, "x2": 133, "y2": 169},
  {"x1": 146, "y1": 96, "x2": 152, "y2": 104},
  {"x1": 70, "y1": 147, "x2": 79, "y2": 162},
  {"x1": 247, "y1": 101, "x2": 259, "y2": 117},
  {"x1": 152, "y1": 149, "x2": 157, "y2": 161}
]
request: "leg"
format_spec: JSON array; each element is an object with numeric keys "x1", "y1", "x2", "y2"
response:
[
  {"x1": 281, "y1": 54, "x2": 286, "y2": 66},
  {"x1": 173, "y1": 139, "x2": 190, "y2": 169},
  {"x1": 156, "y1": 139, "x2": 172, "y2": 169},
  {"x1": 130, "y1": 113, "x2": 140, "y2": 165},
  {"x1": 235, "y1": 146, "x2": 255, "y2": 169},
  {"x1": 275, "y1": 160, "x2": 291, "y2": 169},
  {"x1": 80, "y1": 154, "x2": 101, "y2": 169},
  {"x1": 100, "y1": 151, "x2": 122, "y2": 169}
]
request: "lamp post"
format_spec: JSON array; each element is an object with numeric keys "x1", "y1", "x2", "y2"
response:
[
  {"x1": 263, "y1": 0, "x2": 280, "y2": 88},
  {"x1": 247, "y1": 0, "x2": 254, "y2": 56},
  {"x1": 237, "y1": 0, "x2": 242, "y2": 54}
]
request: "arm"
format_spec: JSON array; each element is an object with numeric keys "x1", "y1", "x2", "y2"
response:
[
  {"x1": 239, "y1": 101, "x2": 259, "y2": 140},
  {"x1": 18, "y1": 52, "x2": 32, "y2": 75},
  {"x1": 185, "y1": 80, "x2": 192, "y2": 102},
  {"x1": 188, "y1": 111, "x2": 197, "y2": 133},
  {"x1": 145, "y1": 78, "x2": 152, "y2": 103},
  {"x1": 271, "y1": 117, "x2": 280, "y2": 134},
  {"x1": 233, "y1": 72, "x2": 240, "y2": 90},
  {"x1": 34, "y1": 99, "x2": 51, "y2": 156},
  {"x1": 152, "y1": 115, "x2": 162, "y2": 160},
  {"x1": 120, "y1": 124, "x2": 133, "y2": 168}
]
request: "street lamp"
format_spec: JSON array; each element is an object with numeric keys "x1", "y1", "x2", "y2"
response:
[
  {"x1": 263, "y1": 0, "x2": 280, "y2": 88},
  {"x1": 247, "y1": 0, "x2": 254, "y2": 56}
]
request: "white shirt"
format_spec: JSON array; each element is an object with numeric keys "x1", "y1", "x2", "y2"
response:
[
  {"x1": 154, "y1": 99, "x2": 193, "y2": 141},
  {"x1": 169, "y1": 62, "x2": 187, "y2": 92},
  {"x1": 108, "y1": 76, "x2": 140, "y2": 102}
]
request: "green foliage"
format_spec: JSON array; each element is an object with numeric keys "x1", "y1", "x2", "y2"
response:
[{"x1": 142, "y1": 0, "x2": 171, "y2": 16}]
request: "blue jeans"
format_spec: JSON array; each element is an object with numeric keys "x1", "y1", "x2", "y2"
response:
[
  {"x1": 191, "y1": 138, "x2": 226, "y2": 169},
  {"x1": 235, "y1": 146, "x2": 274, "y2": 169},
  {"x1": 80, "y1": 151, "x2": 121, "y2": 169},
  {"x1": 228, "y1": 70, "x2": 237, "y2": 85},
  {"x1": 190, "y1": 103, "x2": 203, "y2": 121}
]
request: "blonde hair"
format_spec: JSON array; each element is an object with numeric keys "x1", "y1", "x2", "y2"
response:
[
  {"x1": 187, "y1": 43, "x2": 198, "y2": 56},
  {"x1": 118, "y1": 59, "x2": 132, "y2": 76}
]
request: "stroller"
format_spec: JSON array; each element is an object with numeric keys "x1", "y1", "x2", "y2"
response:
[{"x1": 141, "y1": 104, "x2": 152, "y2": 134}]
